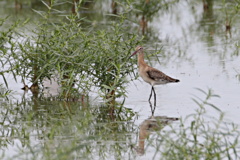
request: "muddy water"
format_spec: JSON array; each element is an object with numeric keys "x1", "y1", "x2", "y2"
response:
[{"x1": 1, "y1": 0, "x2": 240, "y2": 159}]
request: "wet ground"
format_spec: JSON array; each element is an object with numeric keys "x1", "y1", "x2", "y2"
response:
[{"x1": 1, "y1": 0, "x2": 240, "y2": 159}]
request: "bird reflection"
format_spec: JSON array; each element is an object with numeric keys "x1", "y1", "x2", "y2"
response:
[
  {"x1": 149, "y1": 101, "x2": 156, "y2": 116},
  {"x1": 134, "y1": 102, "x2": 179, "y2": 155}
]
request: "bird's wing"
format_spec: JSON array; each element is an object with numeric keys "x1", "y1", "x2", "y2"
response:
[
  {"x1": 147, "y1": 69, "x2": 166, "y2": 80},
  {"x1": 146, "y1": 69, "x2": 179, "y2": 82}
]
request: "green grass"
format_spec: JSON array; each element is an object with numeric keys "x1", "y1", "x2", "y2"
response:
[
  {"x1": 148, "y1": 89, "x2": 240, "y2": 160},
  {"x1": 1, "y1": 1, "x2": 240, "y2": 159}
]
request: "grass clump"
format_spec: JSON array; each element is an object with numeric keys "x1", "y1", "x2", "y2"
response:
[
  {"x1": 148, "y1": 89, "x2": 240, "y2": 160},
  {"x1": 2, "y1": 1, "x2": 142, "y2": 101}
]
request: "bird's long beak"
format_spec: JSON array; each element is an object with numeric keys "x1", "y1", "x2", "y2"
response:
[{"x1": 129, "y1": 50, "x2": 140, "y2": 59}]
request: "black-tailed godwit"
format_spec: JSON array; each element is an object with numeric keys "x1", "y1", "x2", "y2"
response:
[{"x1": 130, "y1": 46, "x2": 180, "y2": 105}]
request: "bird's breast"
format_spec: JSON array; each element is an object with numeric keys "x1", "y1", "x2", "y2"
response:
[{"x1": 139, "y1": 69, "x2": 152, "y2": 85}]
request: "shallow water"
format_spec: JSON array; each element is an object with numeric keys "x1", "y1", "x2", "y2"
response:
[
  {"x1": 1, "y1": 0, "x2": 240, "y2": 159},
  {"x1": 126, "y1": 0, "x2": 240, "y2": 123}
]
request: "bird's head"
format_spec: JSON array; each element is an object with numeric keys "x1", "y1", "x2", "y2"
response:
[{"x1": 129, "y1": 46, "x2": 143, "y2": 58}]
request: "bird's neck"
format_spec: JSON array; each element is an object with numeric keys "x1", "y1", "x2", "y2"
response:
[{"x1": 138, "y1": 52, "x2": 147, "y2": 67}]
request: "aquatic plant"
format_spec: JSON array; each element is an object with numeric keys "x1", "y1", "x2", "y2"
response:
[
  {"x1": 0, "y1": 16, "x2": 29, "y2": 88},
  {"x1": 0, "y1": 84, "x2": 11, "y2": 99},
  {"x1": 2, "y1": 0, "x2": 142, "y2": 101},
  {"x1": 148, "y1": 89, "x2": 240, "y2": 159},
  {"x1": 112, "y1": 0, "x2": 178, "y2": 34},
  {"x1": 1, "y1": 87, "x2": 239, "y2": 160},
  {"x1": 0, "y1": 93, "x2": 137, "y2": 160},
  {"x1": 221, "y1": 0, "x2": 240, "y2": 31}
]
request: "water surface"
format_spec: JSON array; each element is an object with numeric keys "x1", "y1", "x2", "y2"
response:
[{"x1": 1, "y1": 0, "x2": 240, "y2": 159}]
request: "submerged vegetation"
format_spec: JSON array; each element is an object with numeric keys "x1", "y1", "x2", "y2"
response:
[{"x1": 1, "y1": 0, "x2": 240, "y2": 159}]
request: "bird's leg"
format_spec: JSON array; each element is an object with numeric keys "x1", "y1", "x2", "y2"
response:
[
  {"x1": 148, "y1": 86, "x2": 153, "y2": 101},
  {"x1": 149, "y1": 101, "x2": 155, "y2": 116},
  {"x1": 152, "y1": 86, "x2": 156, "y2": 106}
]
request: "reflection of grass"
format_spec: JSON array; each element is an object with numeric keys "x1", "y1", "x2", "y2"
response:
[
  {"x1": 1, "y1": 88, "x2": 239, "y2": 159},
  {"x1": 234, "y1": 69, "x2": 240, "y2": 81},
  {"x1": 0, "y1": 95, "x2": 137, "y2": 160},
  {"x1": 221, "y1": 0, "x2": 240, "y2": 32},
  {"x1": 0, "y1": 84, "x2": 11, "y2": 99},
  {"x1": 149, "y1": 89, "x2": 240, "y2": 159}
]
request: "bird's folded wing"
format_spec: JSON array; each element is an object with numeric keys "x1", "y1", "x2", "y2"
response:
[{"x1": 146, "y1": 70, "x2": 177, "y2": 82}]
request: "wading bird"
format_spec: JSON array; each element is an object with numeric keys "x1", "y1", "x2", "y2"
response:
[{"x1": 129, "y1": 46, "x2": 180, "y2": 106}]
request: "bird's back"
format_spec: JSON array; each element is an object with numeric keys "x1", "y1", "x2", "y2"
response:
[{"x1": 140, "y1": 65, "x2": 179, "y2": 86}]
